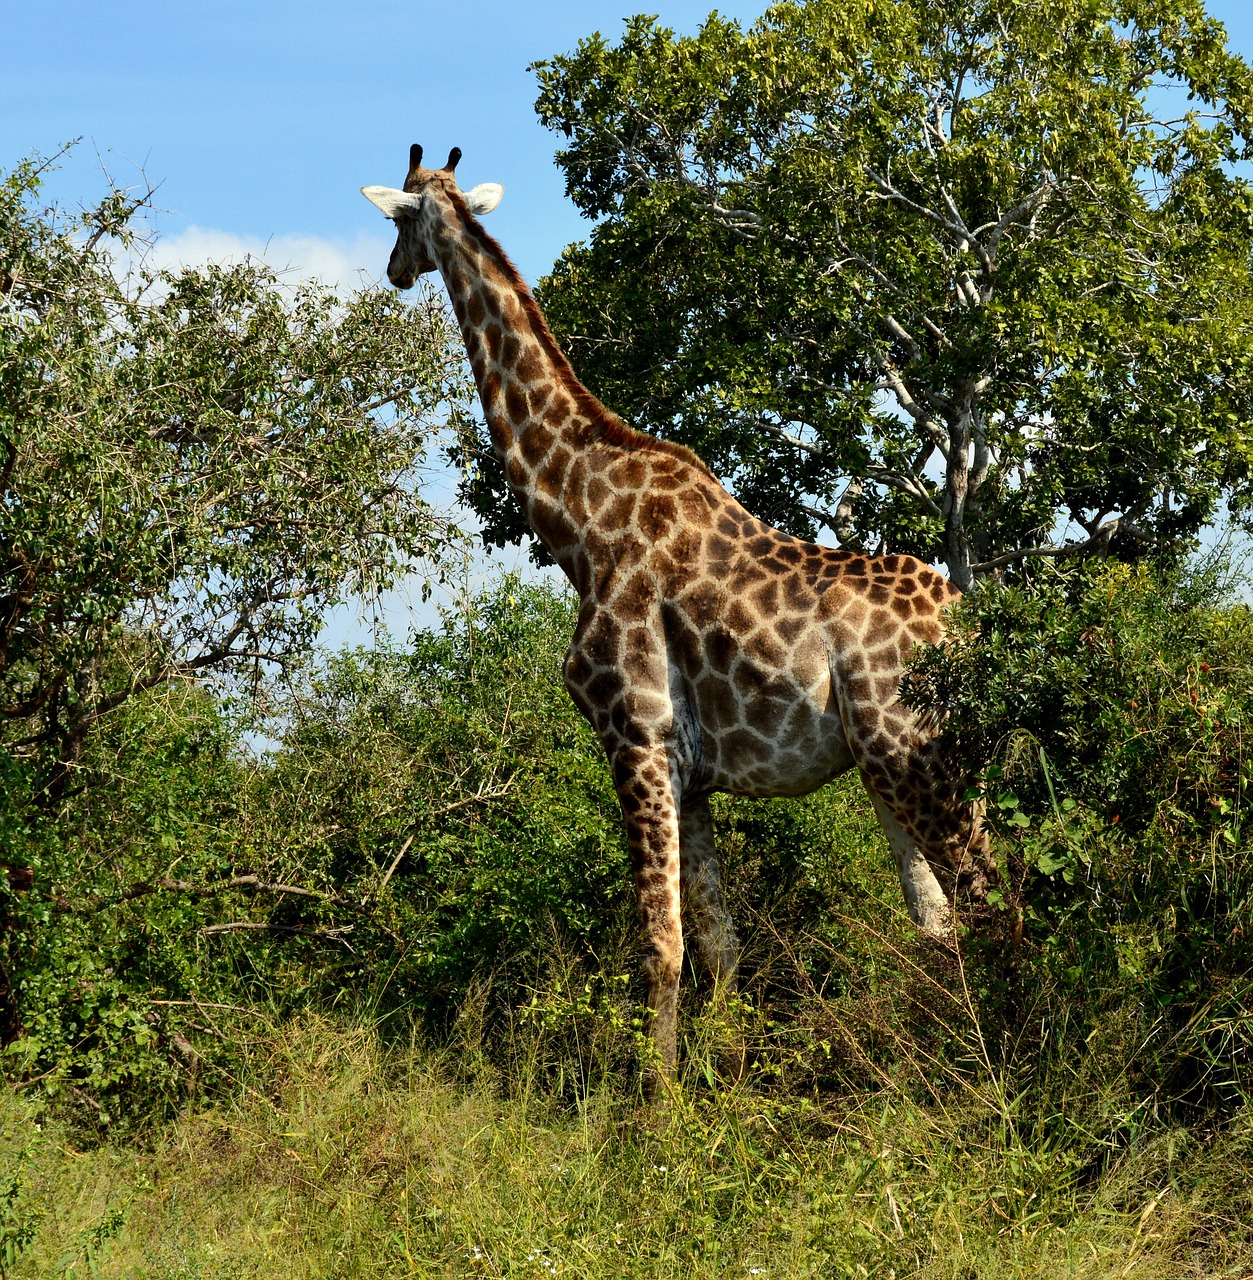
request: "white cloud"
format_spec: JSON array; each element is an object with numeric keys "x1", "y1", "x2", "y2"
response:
[{"x1": 141, "y1": 225, "x2": 395, "y2": 292}]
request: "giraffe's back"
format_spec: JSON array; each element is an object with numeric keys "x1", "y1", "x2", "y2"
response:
[
  {"x1": 556, "y1": 442, "x2": 960, "y2": 798},
  {"x1": 629, "y1": 470, "x2": 960, "y2": 797}
]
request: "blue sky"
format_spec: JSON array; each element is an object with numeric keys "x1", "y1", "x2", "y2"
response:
[
  {"x1": 3, "y1": 1, "x2": 762, "y2": 287},
  {"x1": 3, "y1": 2, "x2": 771, "y2": 637},
  {"x1": 10, "y1": 1, "x2": 1251, "y2": 290}
]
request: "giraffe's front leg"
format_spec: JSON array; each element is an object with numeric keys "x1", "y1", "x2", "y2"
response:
[{"x1": 611, "y1": 744, "x2": 684, "y2": 1083}]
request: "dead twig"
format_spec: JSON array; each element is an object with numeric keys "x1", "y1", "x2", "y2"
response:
[
  {"x1": 147, "y1": 998, "x2": 269, "y2": 1017},
  {"x1": 200, "y1": 922, "x2": 352, "y2": 941},
  {"x1": 363, "y1": 781, "x2": 515, "y2": 905}
]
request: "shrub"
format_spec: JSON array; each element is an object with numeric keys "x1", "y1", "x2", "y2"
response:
[
  {"x1": 2, "y1": 683, "x2": 249, "y2": 1125},
  {"x1": 250, "y1": 576, "x2": 632, "y2": 1027},
  {"x1": 908, "y1": 555, "x2": 1253, "y2": 1127},
  {"x1": 2, "y1": 573, "x2": 913, "y2": 1123}
]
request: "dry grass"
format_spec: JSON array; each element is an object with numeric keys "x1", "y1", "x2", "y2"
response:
[{"x1": 4, "y1": 1010, "x2": 1251, "y2": 1279}]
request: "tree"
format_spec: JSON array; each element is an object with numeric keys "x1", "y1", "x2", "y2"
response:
[
  {"x1": 483, "y1": 0, "x2": 1253, "y2": 586},
  {"x1": 0, "y1": 151, "x2": 471, "y2": 792}
]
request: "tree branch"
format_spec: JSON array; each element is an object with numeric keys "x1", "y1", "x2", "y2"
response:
[
  {"x1": 52, "y1": 873, "x2": 353, "y2": 916},
  {"x1": 866, "y1": 169, "x2": 993, "y2": 276},
  {"x1": 200, "y1": 922, "x2": 352, "y2": 941},
  {"x1": 970, "y1": 513, "x2": 1153, "y2": 574},
  {"x1": 978, "y1": 176, "x2": 1059, "y2": 259}
]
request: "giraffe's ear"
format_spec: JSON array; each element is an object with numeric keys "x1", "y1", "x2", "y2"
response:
[
  {"x1": 462, "y1": 183, "x2": 504, "y2": 216},
  {"x1": 360, "y1": 185, "x2": 424, "y2": 219}
]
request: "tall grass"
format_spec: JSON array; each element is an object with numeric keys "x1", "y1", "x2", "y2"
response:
[{"x1": 5, "y1": 985, "x2": 1251, "y2": 1279}]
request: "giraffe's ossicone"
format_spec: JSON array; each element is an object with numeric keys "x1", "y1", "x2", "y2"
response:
[{"x1": 362, "y1": 145, "x2": 991, "y2": 1083}]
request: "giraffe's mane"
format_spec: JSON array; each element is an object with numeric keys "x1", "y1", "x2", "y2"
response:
[{"x1": 446, "y1": 186, "x2": 715, "y2": 479}]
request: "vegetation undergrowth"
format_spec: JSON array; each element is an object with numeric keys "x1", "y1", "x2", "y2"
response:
[
  {"x1": 910, "y1": 553, "x2": 1253, "y2": 1130},
  {"x1": 4, "y1": 559, "x2": 1253, "y2": 1277}
]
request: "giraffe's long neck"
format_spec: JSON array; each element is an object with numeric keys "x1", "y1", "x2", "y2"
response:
[{"x1": 423, "y1": 193, "x2": 608, "y2": 569}]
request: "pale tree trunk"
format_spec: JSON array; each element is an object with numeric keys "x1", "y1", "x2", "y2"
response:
[
  {"x1": 940, "y1": 384, "x2": 990, "y2": 591},
  {"x1": 943, "y1": 404, "x2": 973, "y2": 591}
]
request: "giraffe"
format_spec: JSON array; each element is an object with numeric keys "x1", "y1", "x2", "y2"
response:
[{"x1": 361, "y1": 145, "x2": 990, "y2": 1080}]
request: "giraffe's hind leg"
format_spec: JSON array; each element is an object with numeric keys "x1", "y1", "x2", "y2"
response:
[
  {"x1": 679, "y1": 794, "x2": 746, "y2": 1081},
  {"x1": 858, "y1": 736, "x2": 990, "y2": 939},
  {"x1": 862, "y1": 783, "x2": 954, "y2": 939},
  {"x1": 833, "y1": 649, "x2": 983, "y2": 938},
  {"x1": 678, "y1": 795, "x2": 739, "y2": 992}
]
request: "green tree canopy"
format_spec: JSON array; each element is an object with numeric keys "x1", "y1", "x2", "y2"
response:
[
  {"x1": 0, "y1": 152, "x2": 470, "y2": 791},
  {"x1": 493, "y1": 0, "x2": 1253, "y2": 585}
]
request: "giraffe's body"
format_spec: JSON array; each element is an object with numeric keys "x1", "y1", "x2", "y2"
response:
[{"x1": 363, "y1": 147, "x2": 989, "y2": 1077}]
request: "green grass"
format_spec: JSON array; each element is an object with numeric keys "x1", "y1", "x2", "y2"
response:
[
  {"x1": 5, "y1": 1011, "x2": 1251, "y2": 1279},
  {"x1": 6, "y1": 564, "x2": 1253, "y2": 1278}
]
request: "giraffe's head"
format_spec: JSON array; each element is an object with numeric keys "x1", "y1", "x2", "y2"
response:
[{"x1": 361, "y1": 144, "x2": 504, "y2": 289}]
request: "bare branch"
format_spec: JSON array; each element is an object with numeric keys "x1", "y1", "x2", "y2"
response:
[
  {"x1": 970, "y1": 514, "x2": 1154, "y2": 574},
  {"x1": 52, "y1": 873, "x2": 353, "y2": 916},
  {"x1": 147, "y1": 998, "x2": 269, "y2": 1017},
  {"x1": 978, "y1": 177, "x2": 1059, "y2": 257},
  {"x1": 756, "y1": 419, "x2": 832, "y2": 462},
  {"x1": 835, "y1": 477, "x2": 864, "y2": 546},
  {"x1": 865, "y1": 346, "x2": 951, "y2": 460},
  {"x1": 362, "y1": 782, "x2": 515, "y2": 905},
  {"x1": 834, "y1": 244, "x2": 955, "y2": 357},
  {"x1": 866, "y1": 169, "x2": 993, "y2": 276}
]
